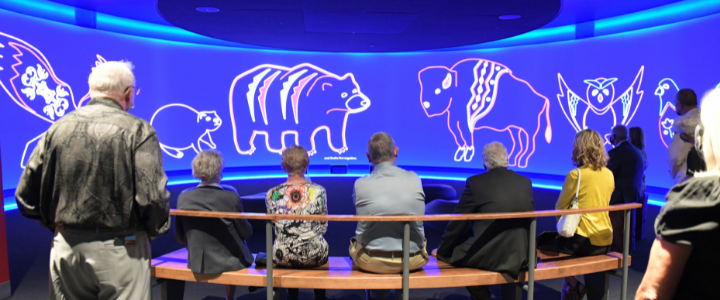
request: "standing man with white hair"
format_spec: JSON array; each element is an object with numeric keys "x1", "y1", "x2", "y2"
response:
[
  {"x1": 15, "y1": 61, "x2": 170, "y2": 299},
  {"x1": 434, "y1": 142, "x2": 535, "y2": 300},
  {"x1": 350, "y1": 132, "x2": 429, "y2": 300}
]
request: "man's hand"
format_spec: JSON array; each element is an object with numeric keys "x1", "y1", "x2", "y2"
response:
[{"x1": 431, "y1": 248, "x2": 438, "y2": 258}]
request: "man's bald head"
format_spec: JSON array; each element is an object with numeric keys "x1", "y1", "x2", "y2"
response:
[{"x1": 612, "y1": 125, "x2": 628, "y2": 145}]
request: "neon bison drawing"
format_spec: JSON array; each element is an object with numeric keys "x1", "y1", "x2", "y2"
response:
[
  {"x1": 419, "y1": 59, "x2": 552, "y2": 168},
  {"x1": 150, "y1": 104, "x2": 222, "y2": 159},
  {"x1": 0, "y1": 31, "x2": 77, "y2": 168},
  {"x1": 229, "y1": 63, "x2": 370, "y2": 156}
]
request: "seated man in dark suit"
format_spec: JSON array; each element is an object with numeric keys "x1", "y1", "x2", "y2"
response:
[
  {"x1": 175, "y1": 150, "x2": 254, "y2": 300},
  {"x1": 433, "y1": 142, "x2": 535, "y2": 300},
  {"x1": 607, "y1": 125, "x2": 645, "y2": 253}
]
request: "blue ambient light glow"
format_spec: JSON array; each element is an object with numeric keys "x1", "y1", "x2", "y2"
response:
[{"x1": 0, "y1": 0, "x2": 718, "y2": 50}]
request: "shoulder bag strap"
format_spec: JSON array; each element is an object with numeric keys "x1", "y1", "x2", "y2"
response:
[{"x1": 573, "y1": 168, "x2": 581, "y2": 206}]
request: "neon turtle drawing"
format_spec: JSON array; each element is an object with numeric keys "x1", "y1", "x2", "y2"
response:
[
  {"x1": 0, "y1": 31, "x2": 77, "y2": 168},
  {"x1": 557, "y1": 66, "x2": 644, "y2": 144},
  {"x1": 229, "y1": 63, "x2": 370, "y2": 156},
  {"x1": 418, "y1": 59, "x2": 552, "y2": 168},
  {"x1": 150, "y1": 103, "x2": 222, "y2": 159}
]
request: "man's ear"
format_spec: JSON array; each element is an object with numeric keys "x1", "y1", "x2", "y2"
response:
[
  {"x1": 366, "y1": 153, "x2": 372, "y2": 163},
  {"x1": 394, "y1": 147, "x2": 399, "y2": 158}
]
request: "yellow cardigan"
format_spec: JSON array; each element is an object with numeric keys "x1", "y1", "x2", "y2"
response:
[{"x1": 556, "y1": 166, "x2": 614, "y2": 246}]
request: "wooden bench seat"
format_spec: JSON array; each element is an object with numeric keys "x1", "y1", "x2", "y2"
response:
[{"x1": 152, "y1": 248, "x2": 630, "y2": 290}]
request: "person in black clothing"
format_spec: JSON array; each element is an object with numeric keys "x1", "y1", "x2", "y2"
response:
[
  {"x1": 607, "y1": 125, "x2": 645, "y2": 253},
  {"x1": 636, "y1": 88, "x2": 720, "y2": 300},
  {"x1": 176, "y1": 150, "x2": 254, "y2": 300},
  {"x1": 433, "y1": 142, "x2": 535, "y2": 300},
  {"x1": 629, "y1": 127, "x2": 649, "y2": 241}
]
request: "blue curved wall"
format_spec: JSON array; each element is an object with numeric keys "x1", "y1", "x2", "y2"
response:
[{"x1": 1, "y1": 7, "x2": 720, "y2": 192}]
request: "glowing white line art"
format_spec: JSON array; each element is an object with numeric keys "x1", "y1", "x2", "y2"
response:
[
  {"x1": 654, "y1": 78, "x2": 679, "y2": 148},
  {"x1": 0, "y1": 31, "x2": 79, "y2": 169},
  {"x1": 229, "y1": 63, "x2": 370, "y2": 156},
  {"x1": 150, "y1": 103, "x2": 222, "y2": 159},
  {"x1": 557, "y1": 66, "x2": 644, "y2": 144},
  {"x1": 419, "y1": 58, "x2": 552, "y2": 168}
]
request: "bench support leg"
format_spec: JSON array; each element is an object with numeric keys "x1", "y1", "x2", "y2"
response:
[
  {"x1": 161, "y1": 279, "x2": 185, "y2": 300},
  {"x1": 527, "y1": 217, "x2": 536, "y2": 300},
  {"x1": 402, "y1": 222, "x2": 410, "y2": 300},
  {"x1": 603, "y1": 271, "x2": 610, "y2": 300},
  {"x1": 267, "y1": 221, "x2": 274, "y2": 300},
  {"x1": 621, "y1": 210, "x2": 630, "y2": 300}
]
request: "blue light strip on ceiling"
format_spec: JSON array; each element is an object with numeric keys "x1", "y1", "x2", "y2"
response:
[
  {"x1": 0, "y1": 0, "x2": 719, "y2": 51},
  {"x1": 2, "y1": 173, "x2": 666, "y2": 211}
]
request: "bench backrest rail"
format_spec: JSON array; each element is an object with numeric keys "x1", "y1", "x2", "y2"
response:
[{"x1": 170, "y1": 203, "x2": 642, "y2": 300}]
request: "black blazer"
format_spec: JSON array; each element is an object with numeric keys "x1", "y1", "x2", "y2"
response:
[
  {"x1": 607, "y1": 141, "x2": 645, "y2": 205},
  {"x1": 436, "y1": 167, "x2": 535, "y2": 279},
  {"x1": 175, "y1": 184, "x2": 254, "y2": 274}
]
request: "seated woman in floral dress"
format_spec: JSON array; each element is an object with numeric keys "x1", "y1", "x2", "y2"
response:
[{"x1": 266, "y1": 145, "x2": 329, "y2": 300}]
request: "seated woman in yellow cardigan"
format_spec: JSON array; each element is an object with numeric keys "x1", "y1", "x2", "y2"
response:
[{"x1": 538, "y1": 129, "x2": 614, "y2": 300}]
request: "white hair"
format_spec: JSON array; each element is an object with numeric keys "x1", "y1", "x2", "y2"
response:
[
  {"x1": 483, "y1": 142, "x2": 508, "y2": 169},
  {"x1": 673, "y1": 111, "x2": 701, "y2": 135},
  {"x1": 192, "y1": 150, "x2": 224, "y2": 183},
  {"x1": 88, "y1": 61, "x2": 135, "y2": 98},
  {"x1": 699, "y1": 89, "x2": 720, "y2": 173}
]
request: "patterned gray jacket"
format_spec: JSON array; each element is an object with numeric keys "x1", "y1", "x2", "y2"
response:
[{"x1": 15, "y1": 97, "x2": 171, "y2": 236}]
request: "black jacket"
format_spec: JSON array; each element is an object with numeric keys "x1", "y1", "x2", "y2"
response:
[
  {"x1": 607, "y1": 141, "x2": 645, "y2": 205},
  {"x1": 15, "y1": 97, "x2": 170, "y2": 236},
  {"x1": 436, "y1": 167, "x2": 535, "y2": 279},
  {"x1": 175, "y1": 184, "x2": 254, "y2": 274}
]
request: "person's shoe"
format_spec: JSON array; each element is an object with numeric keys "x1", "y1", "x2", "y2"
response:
[{"x1": 561, "y1": 281, "x2": 579, "y2": 300}]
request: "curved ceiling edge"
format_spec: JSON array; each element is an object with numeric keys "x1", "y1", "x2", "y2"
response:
[{"x1": 0, "y1": 0, "x2": 718, "y2": 53}]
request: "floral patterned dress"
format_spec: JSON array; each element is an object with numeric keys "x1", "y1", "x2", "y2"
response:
[{"x1": 266, "y1": 182, "x2": 329, "y2": 268}]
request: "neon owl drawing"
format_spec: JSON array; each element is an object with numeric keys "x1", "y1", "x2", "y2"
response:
[
  {"x1": 229, "y1": 63, "x2": 370, "y2": 156},
  {"x1": 418, "y1": 59, "x2": 552, "y2": 168},
  {"x1": 0, "y1": 31, "x2": 78, "y2": 168},
  {"x1": 150, "y1": 104, "x2": 222, "y2": 159},
  {"x1": 655, "y1": 78, "x2": 679, "y2": 148},
  {"x1": 557, "y1": 66, "x2": 644, "y2": 144}
]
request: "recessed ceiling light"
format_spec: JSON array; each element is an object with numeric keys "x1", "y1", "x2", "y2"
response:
[
  {"x1": 196, "y1": 7, "x2": 220, "y2": 13},
  {"x1": 499, "y1": 15, "x2": 521, "y2": 20}
]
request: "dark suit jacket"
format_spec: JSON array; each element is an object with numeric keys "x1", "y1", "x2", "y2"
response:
[
  {"x1": 436, "y1": 167, "x2": 535, "y2": 279},
  {"x1": 607, "y1": 141, "x2": 645, "y2": 205},
  {"x1": 175, "y1": 184, "x2": 254, "y2": 274}
]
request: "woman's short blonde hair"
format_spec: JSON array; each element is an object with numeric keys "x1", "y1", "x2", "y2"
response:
[
  {"x1": 282, "y1": 145, "x2": 309, "y2": 176},
  {"x1": 192, "y1": 150, "x2": 224, "y2": 183},
  {"x1": 572, "y1": 129, "x2": 608, "y2": 170}
]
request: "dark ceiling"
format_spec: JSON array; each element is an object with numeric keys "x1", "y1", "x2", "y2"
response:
[
  {"x1": 46, "y1": 0, "x2": 685, "y2": 52},
  {"x1": 156, "y1": 0, "x2": 561, "y2": 52}
]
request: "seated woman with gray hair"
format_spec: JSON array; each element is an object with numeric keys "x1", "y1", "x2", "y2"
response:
[
  {"x1": 266, "y1": 145, "x2": 329, "y2": 300},
  {"x1": 175, "y1": 150, "x2": 254, "y2": 300}
]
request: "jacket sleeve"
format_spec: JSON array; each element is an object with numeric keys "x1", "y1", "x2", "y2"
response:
[
  {"x1": 15, "y1": 133, "x2": 48, "y2": 225},
  {"x1": 437, "y1": 179, "x2": 477, "y2": 260},
  {"x1": 234, "y1": 195, "x2": 253, "y2": 240},
  {"x1": 134, "y1": 132, "x2": 171, "y2": 237},
  {"x1": 607, "y1": 148, "x2": 621, "y2": 175}
]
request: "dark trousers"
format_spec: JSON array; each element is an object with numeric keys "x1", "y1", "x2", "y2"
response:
[
  {"x1": 609, "y1": 210, "x2": 635, "y2": 253},
  {"x1": 635, "y1": 193, "x2": 648, "y2": 240},
  {"x1": 583, "y1": 272, "x2": 608, "y2": 300},
  {"x1": 467, "y1": 284, "x2": 517, "y2": 300}
]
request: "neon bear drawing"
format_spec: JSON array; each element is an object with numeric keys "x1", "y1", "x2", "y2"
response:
[
  {"x1": 419, "y1": 59, "x2": 552, "y2": 168},
  {"x1": 229, "y1": 63, "x2": 370, "y2": 156},
  {"x1": 0, "y1": 31, "x2": 78, "y2": 168},
  {"x1": 557, "y1": 66, "x2": 644, "y2": 144},
  {"x1": 654, "y1": 78, "x2": 679, "y2": 148},
  {"x1": 150, "y1": 104, "x2": 222, "y2": 159}
]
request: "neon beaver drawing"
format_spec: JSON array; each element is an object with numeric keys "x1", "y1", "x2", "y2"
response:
[
  {"x1": 419, "y1": 59, "x2": 552, "y2": 168},
  {"x1": 229, "y1": 63, "x2": 370, "y2": 156}
]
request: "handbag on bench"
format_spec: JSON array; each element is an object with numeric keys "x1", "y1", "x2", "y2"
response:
[{"x1": 557, "y1": 168, "x2": 582, "y2": 238}]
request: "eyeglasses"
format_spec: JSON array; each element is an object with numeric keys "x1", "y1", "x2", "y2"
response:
[{"x1": 123, "y1": 86, "x2": 140, "y2": 96}]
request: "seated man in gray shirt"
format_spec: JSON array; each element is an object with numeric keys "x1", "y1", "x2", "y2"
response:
[{"x1": 349, "y1": 132, "x2": 429, "y2": 300}]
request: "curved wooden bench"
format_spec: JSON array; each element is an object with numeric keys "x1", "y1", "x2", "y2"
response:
[
  {"x1": 159, "y1": 203, "x2": 641, "y2": 300},
  {"x1": 152, "y1": 249, "x2": 630, "y2": 290}
]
